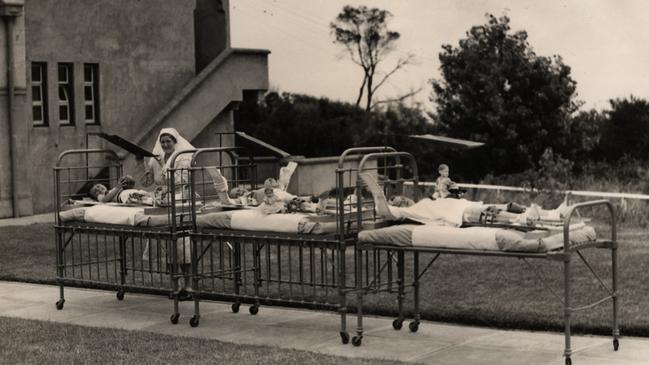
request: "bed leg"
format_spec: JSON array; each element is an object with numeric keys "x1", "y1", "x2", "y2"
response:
[
  {"x1": 612, "y1": 243, "x2": 620, "y2": 351},
  {"x1": 249, "y1": 240, "x2": 260, "y2": 316},
  {"x1": 170, "y1": 239, "x2": 180, "y2": 325},
  {"x1": 353, "y1": 247, "x2": 364, "y2": 347},
  {"x1": 339, "y1": 246, "x2": 349, "y2": 344},
  {"x1": 393, "y1": 250, "x2": 405, "y2": 331},
  {"x1": 190, "y1": 237, "x2": 200, "y2": 328},
  {"x1": 233, "y1": 240, "x2": 242, "y2": 312},
  {"x1": 410, "y1": 251, "x2": 420, "y2": 333},
  {"x1": 118, "y1": 235, "x2": 127, "y2": 298},
  {"x1": 563, "y1": 256, "x2": 572, "y2": 364},
  {"x1": 55, "y1": 230, "x2": 65, "y2": 310}
]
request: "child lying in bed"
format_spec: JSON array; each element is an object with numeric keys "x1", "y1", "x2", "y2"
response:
[
  {"x1": 209, "y1": 168, "x2": 319, "y2": 214},
  {"x1": 359, "y1": 172, "x2": 569, "y2": 227},
  {"x1": 88, "y1": 175, "x2": 155, "y2": 205}
]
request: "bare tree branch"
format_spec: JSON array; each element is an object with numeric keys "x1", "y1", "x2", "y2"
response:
[
  {"x1": 371, "y1": 54, "x2": 414, "y2": 94},
  {"x1": 331, "y1": 5, "x2": 404, "y2": 112}
]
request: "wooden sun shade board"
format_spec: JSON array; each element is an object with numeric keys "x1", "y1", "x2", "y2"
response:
[
  {"x1": 408, "y1": 134, "x2": 485, "y2": 149},
  {"x1": 95, "y1": 133, "x2": 157, "y2": 157}
]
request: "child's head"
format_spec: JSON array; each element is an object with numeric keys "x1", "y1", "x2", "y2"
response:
[
  {"x1": 89, "y1": 184, "x2": 108, "y2": 200},
  {"x1": 264, "y1": 177, "x2": 279, "y2": 189},
  {"x1": 438, "y1": 164, "x2": 449, "y2": 177},
  {"x1": 229, "y1": 187, "x2": 248, "y2": 198},
  {"x1": 264, "y1": 187, "x2": 275, "y2": 199}
]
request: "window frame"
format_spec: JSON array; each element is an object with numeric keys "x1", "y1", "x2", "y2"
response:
[
  {"x1": 57, "y1": 63, "x2": 75, "y2": 126},
  {"x1": 31, "y1": 62, "x2": 48, "y2": 127},
  {"x1": 83, "y1": 63, "x2": 100, "y2": 125}
]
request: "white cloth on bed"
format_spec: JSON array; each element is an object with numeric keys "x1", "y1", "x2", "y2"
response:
[
  {"x1": 411, "y1": 225, "x2": 500, "y2": 250},
  {"x1": 117, "y1": 189, "x2": 150, "y2": 205},
  {"x1": 83, "y1": 205, "x2": 145, "y2": 226},
  {"x1": 391, "y1": 198, "x2": 482, "y2": 226},
  {"x1": 230, "y1": 210, "x2": 305, "y2": 233}
]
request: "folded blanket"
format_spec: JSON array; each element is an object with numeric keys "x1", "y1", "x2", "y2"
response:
[
  {"x1": 496, "y1": 225, "x2": 596, "y2": 252},
  {"x1": 195, "y1": 210, "x2": 336, "y2": 235},
  {"x1": 390, "y1": 198, "x2": 482, "y2": 226},
  {"x1": 412, "y1": 225, "x2": 500, "y2": 250},
  {"x1": 359, "y1": 223, "x2": 597, "y2": 253},
  {"x1": 84, "y1": 205, "x2": 145, "y2": 226},
  {"x1": 231, "y1": 210, "x2": 305, "y2": 233}
]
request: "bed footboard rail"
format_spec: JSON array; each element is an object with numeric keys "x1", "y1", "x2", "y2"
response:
[
  {"x1": 54, "y1": 149, "x2": 123, "y2": 224},
  {"x1": 562, "y1": 199, "x2": 616, "y2": 253}
]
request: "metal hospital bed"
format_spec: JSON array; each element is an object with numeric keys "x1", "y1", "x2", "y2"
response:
[
  {"x1": 346, "y1": 150, "x2": 620, "y2": 365},
  {"x1": 54, "y1": 148, "x2": 196, "y2": 324},
  {"x1": 184, "y1": 146, "x2": 398, "y2": 343}
]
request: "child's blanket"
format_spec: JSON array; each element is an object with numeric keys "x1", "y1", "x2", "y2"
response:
[
  {"x1": 195, "y1": 210, "x2": 337, "y2": 235},
  {"x1": 388, "y1": 198, "x2": 482, "y2": 226},
  {"x1": 230, "y1": 210, "x2": 305, "y2": 233},
  {"x1": 358, "y1": 223, "x2": 596, "y2": 252},
  {"x1": 83, "y1": 205, "x2": 145, "y2": 226},
  {"x1": 412, "y1": 226, "x2": 499, "y2": 250}
]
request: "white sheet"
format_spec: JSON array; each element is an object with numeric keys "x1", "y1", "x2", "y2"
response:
[
  {"x1": 412, "y1": 225, "x2": 500, "y2": 250},
  {"x1": 392, "y1": 198, "x2": 482, "y2": 226},
  {"x1": 83, "y1": 205, "x2": 145, "y2": 226},
  {"x1": 230, "y1": 210, "x2": 305, "y2": 233}
]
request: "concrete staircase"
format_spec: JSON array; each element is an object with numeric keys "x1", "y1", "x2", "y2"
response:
[{"x1": 122, "y1": 47, "x2": 269, "y2": 176}]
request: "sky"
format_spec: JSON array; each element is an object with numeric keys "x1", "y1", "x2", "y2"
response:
[{"x1": 230, "y1": 0, "x2": 649, "y2": 112}]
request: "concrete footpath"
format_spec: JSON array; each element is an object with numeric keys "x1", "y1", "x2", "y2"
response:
[{"x1": 0, "y1": 281, "x2": 646, "y2": 364}]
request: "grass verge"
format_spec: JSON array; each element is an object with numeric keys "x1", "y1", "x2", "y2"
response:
[
  {"x1": 1, "y1": 222, "x2": 647, "y2": 337},
  {"x1": 0, "y1": 316, "x2": 403, "y2": 365}
]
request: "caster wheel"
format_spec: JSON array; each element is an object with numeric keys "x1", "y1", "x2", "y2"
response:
[
  {"x1": 613, "y1": 338, "x2": 619, "y2": 351},
  {"x1": 231, "y1": 302, "x2": 240, "y2": 313},
  {"x1": 351, "y1": 336, "x2": 362, "y2": 347},
  {"x1": 409, "y1": 321, "x2": 419, "y2": 333},
  {"x1": 340, "y1": 332, "x2": 350, "y2": 345},
  {"x1": 565, "y1": 357, "x2": 571, "y2": 365},
  {"x1": 55, "y1": 299, "x2": 65, "y2": 310},
  {"x1": 189, "y1": 315, "x2": 200, "y2": 328},
  {"x1": 170, "y1": 313, "x2": 180, "y2": 325},
  {"x1": 249, "y1": 305, "x2": 259, "y2": 315},
  {"x1": 116, "y1": 290, "x2": 125, "y2": 301},
  {"x1": 392, "y1": 318, "x2": 403, "y2": 330}
]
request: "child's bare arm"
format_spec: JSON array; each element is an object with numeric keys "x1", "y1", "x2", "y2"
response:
[{"x1": 99, "y1": 186, "x2": 123, "y2": 203}]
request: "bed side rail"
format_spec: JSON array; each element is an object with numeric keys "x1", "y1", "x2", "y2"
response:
[
  {"x1": 166, "y1": 149, "x2": 199, "y2": 231},
  {"x1": 337, "y1": 146, "x2": 397, "y2": 169},
  {"x1": 54, "y1": 149, "x2": 123, "y2": 218},
  {"x1": 172, "y1": 146, "x2": 257, "y2": 228},
  {"x1": 563, "y1": 199, "x2": 616, "y2": 253}
]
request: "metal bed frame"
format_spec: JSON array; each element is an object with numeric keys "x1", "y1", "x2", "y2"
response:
[
  {"x1": 185, "y1": 146, "x2": 399, "y2": 343},
  {"x1": 348, "y1": 151, "x2": 620, "y2": 365},
  {"x1": 54, "y1": 148, "x2": 195, "y2": 325}
]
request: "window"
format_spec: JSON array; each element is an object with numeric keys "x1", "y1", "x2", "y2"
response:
[
  {"x1": 83, "y1": 64, "x2": 100, "y2": 124},
  {"x1": 57, "y1": 63, "x2": 74, "y2": 125},
  {"x1": 31, "y1": 62, "x2": 48, "y2": 126}
]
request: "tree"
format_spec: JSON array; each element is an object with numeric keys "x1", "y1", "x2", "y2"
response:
[
  {"x1": 566, "y1": 108, "x2": 603, "y2": 164},
  {"x1": 598, "y1": 96, "x2": 649, "y2": 161},
  {"x1": 234, "y1": 91, "x2": 436, "y2": 161},
  {"x1": 330, "y1": 5, "x2": 412, "y2": 112},
  {"x1": 431, "y1": 14, "x2": 581, "y2": 175}
]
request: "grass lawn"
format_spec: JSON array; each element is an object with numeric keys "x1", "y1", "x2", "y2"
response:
[
  {"x1": 1, "y1": 221, "x2": 647, "y2": 337},
  {"x1": 0, "y1": 316, "x2": 404, "y2": 365}
]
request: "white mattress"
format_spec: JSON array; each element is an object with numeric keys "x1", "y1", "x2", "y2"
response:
[{"x1": 411, "y1": 225, "x2": 500, "y2": 250}]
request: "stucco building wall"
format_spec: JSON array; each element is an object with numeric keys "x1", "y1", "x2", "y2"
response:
[{"x1": 24, "y1": 0, "x2": 197, "y2": 213}]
